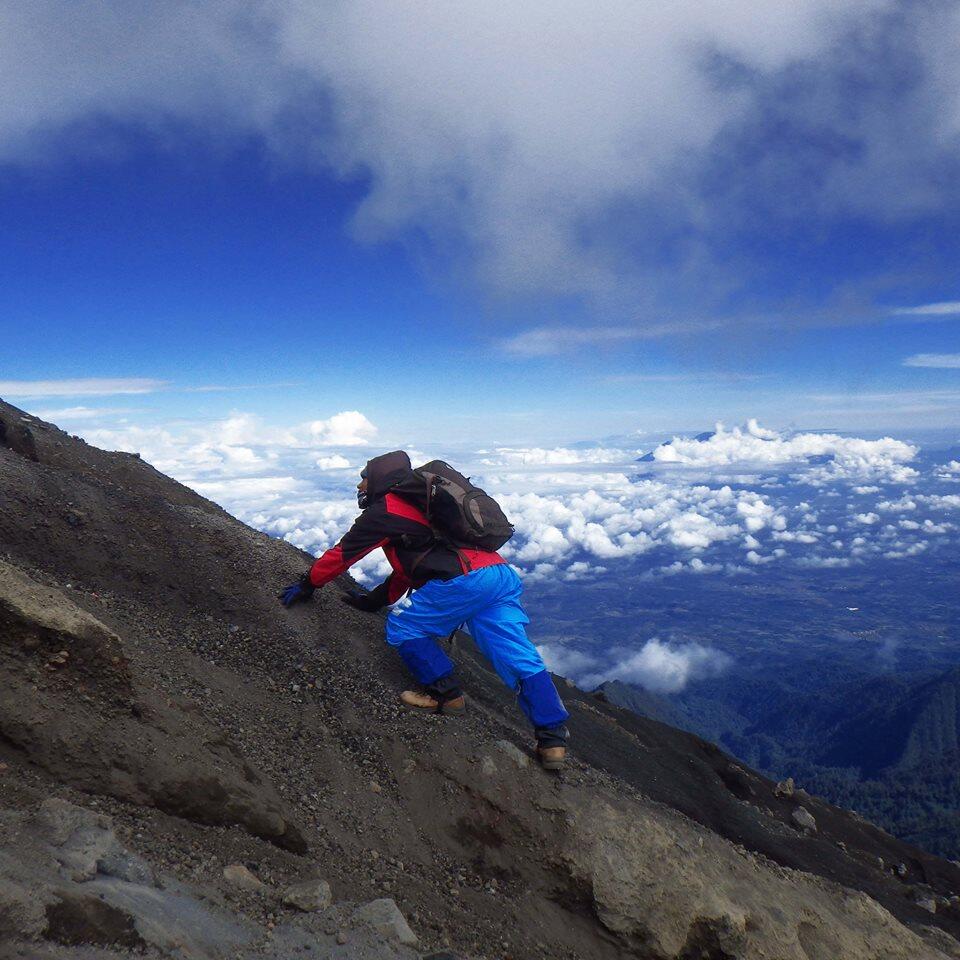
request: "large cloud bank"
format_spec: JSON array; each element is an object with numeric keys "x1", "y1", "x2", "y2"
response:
[
  {"x1": 73, "y1": 411, "x2": 957, "y2": 586},
  {"x1": 49, "y1": 407, "x2": 960, "y2": 692},
  {"x1": 4, "y1": 1, "x2": 960, "y2": 307},
  {"x1": 646, "y1": 419, "x2": 918, "y2": 484}
]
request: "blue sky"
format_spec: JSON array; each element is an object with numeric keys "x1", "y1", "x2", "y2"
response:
[{"x1": 2, "y1": 1, "x2": 960, "y2": 446}]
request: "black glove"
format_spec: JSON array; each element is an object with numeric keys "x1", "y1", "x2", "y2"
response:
[
  {"x1": 279, "y1": 575, "x2": 315, "y2": 607},
  {"x1": 340, "y1": 581, "x2": 389, "y2": 612}
]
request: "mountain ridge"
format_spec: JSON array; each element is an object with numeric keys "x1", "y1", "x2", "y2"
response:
[{"x1": 2, "y1": 397, "x2": 960, "y2": 959}]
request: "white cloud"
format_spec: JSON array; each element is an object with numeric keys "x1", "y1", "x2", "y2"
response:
[
  {"x1": 891, "y1": 301, "x2": 960, "y2": 317},
  {"x1": 883, "y1": 541, "x2": 928, "y2": 559},
  {"x1": 903, "y1": 353, "x2": 960, "y2": 368},
  {"x1": 876, "y1": 497, "x2": 916, "y2": 513},
  {"x1": 0, "y1": 377, "x2": 166, "y2": 398},
  {"x1": 9, "y1": 0, "x2": 955, "y2": 312},
  {"x1": 645, "y1": 420, "x2": 918, "y2": 484},
  {"x1": 316, "y1": 454, "x2": 353, "y2": 470},
  {"x1": 570, "y1": 638, "x2": 732, "y2": 693},
  {"x1": 190, "y1": 476, "x2": 299, "y2": 502},
  {"x1": 479, "y1": 446, "x2": 636, "y2": 467},
  {"x1": 34, "y1": 405, "x2": 130, "y2": 420},
  {"x1": 918, "y1": 493, "x2": 960, "y2": 511},
  {"x1": 499, "y1": 322, "x2": 720, "y2": 356},
  {"x1": 797, "y1": 555, "x2": 850, "y2": 568},
  {"x1": 308, "y1": 411, "x2": 377, "y2": 446}
]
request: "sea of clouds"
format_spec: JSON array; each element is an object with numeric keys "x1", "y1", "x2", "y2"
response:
[
  {"x1": 69, "y1": 411, "x2": 959, "y2": 690},
  {"x1": 73, "y1": 409, "x2": 959, "y2": 585}
]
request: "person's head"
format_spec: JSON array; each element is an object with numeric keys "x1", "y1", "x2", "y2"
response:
[
  {"x1": 356, "y1": 467, "x2": 369, "y2": 509},
  {"x1": 357, "y1": 450, "x2": 411, "y2": 509}
]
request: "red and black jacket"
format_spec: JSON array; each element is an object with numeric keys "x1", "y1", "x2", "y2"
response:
[{"x1": 306, "y1": 451, "x2": 503, "y2": 605}]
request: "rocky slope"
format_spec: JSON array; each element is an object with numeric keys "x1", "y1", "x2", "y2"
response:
[{"x1": 3, "y1": 396, "x2": 960, "y2": 960}]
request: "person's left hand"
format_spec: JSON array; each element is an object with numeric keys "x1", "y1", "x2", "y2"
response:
[
  {"x1": 340, "y1": 588, "x2": 381, "y2": 612},
  {"x1": 279, "y1": 579, "x2": 315, "y2": 607}
]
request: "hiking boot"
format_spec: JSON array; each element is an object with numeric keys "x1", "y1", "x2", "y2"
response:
[
  {"x1": 400, "y1": 690, "x2": 467, "y2": 716},
  {"x1": 536, "y1": 744, "x2": 566, "y2": 770}
]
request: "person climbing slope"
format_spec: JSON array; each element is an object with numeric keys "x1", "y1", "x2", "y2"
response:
[{"x1": 279, "y1": 450, "x2": 570, "y2": 769}]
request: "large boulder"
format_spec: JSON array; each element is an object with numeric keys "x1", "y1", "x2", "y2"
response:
[{"x1": 559, "y1": 791, "x2": 949, "y2": 959}]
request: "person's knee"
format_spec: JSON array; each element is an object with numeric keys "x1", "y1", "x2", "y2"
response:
[{"x1": 384, "y1": 614, "x2": 412, "y2": 648}]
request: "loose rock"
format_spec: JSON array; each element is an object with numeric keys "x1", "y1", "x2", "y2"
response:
[
  {"x1": 281, "y1": 878, "x2": 332, "y2": 912},
  {"x1": 222, "y1": 863, "x2": 266, "y2": 892},
  {"x1": 774, "y1": 777, "x2": 795, "y2": 798},
  {"x1": 791, "y1": 807, "x2": 817, "y2": 834},
  {"x1": 351, "y1": 898, "x2": 418, "y2": 945}
]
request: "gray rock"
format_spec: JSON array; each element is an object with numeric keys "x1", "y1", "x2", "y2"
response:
[
  {"x1": 352, "y1": 898, "x2": 418, "y2": 945},
  {"x1": 223, "y1": 863, "x2": 267, "y2": 892},
  {"x1": 34, "y1": 797, "x2": 123, "y2": 882},
  {"x1": 791, "y1": 806, "x2": 817, "y2": 833},
  {"x1": 282, "y1": 878, "x2": 332, "y2": 912},
  {"x1": 774, "y1": 777, "x2": 795, "y2": 798},
  {"x1": 494, "y1": 740, "x2": 529, "y2": 769},
  {"x1": 917, "y1": 898, "x2": 937, "y2": 914},
  {"x1": 87, "y1": 875, "x2": 255, "y2": 957},
  {"x1": 98, "y1": 849, "x2": 156, "y2": 886},
  {"x1": 911, "y1": 924, "x2": 960, "y2": 959},
  {"x1": 480, "y1": 756, "x2": 497, "y2": 776}
]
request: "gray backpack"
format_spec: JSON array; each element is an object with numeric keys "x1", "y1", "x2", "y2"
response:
[{"x1": 413, "y1": 460, "x2": 514, "y2": 552}]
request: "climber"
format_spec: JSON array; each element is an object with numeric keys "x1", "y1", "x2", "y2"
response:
[{"x1": 278, "y1": 450, "x2": 569, "y2": 769}]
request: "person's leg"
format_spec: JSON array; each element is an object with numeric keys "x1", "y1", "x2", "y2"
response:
[
  {"x1": 466, "y1": 566, "x2": 570, "y2": 749},
  {"x1": 384, "y1": 577, "x2": 483, "y2": 704}
]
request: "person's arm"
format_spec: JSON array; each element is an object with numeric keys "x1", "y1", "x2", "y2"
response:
[
  {"x1": 306, "y1": 504, "x2": 391, "y2": 589},
  {"x1": 280, "y1": 503, "x2": 394, "y2": 607}
]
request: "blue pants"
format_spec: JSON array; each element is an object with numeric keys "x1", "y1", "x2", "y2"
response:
[{"x1": 385, "y1": 564, "x2": 569, "y2": 733}]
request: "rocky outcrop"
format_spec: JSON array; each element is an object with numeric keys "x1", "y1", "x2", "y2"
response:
[
  {"x1": 0, "y1": 561, "x2": 305, "y2": 853},
  {"x1": 0, "y1": 798, "x2": 420, "y2": 959}
]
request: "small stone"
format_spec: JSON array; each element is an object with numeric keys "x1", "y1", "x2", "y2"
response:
[
  {"x1": 896, "y1": 862, "x2": 908, "y2": 878},
  {"x1": 917, "y1": 898, "x2": 937, "y2": 914},
  {"x1": 282, "y1": 878, "x2": 332, "y2": 912},
  {"x1": 774, "y1": 777, "x2": 795, "y2": 798},
  {"x1": 0, "y1": 763, "x2": 8, "y2": 774},
  {"x1": 370, "y1": 781, "x2": 382, "y2": 794},
  {"x1": 791, "y1": 807, "x2": 817, "y2": 833},
  {"x1": 97, "y1": 851, "x2": 155, "y2": 886},
  {"x1": 351, "y1": 898, "x2": 418, "y2": 946},
  {"x1": 223, "y1": 863, "x2": 266, "y2": 892},
  {"x1": 336, "y1": 930, "x2": 349, "y2": 945},
  {"x1": 480, "y1": 757, "x2": 497, "y2": 776}
]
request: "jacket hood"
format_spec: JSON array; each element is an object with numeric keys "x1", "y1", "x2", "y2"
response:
[{"x1": 363, "y1": 450, "x2": 412, "y2": 502}]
